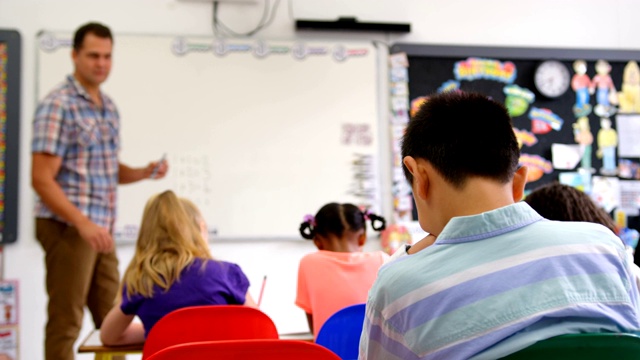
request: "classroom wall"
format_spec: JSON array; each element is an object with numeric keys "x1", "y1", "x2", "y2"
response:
[{"x1": 3, "y1": 0, "x2": 640, "y2": 359}]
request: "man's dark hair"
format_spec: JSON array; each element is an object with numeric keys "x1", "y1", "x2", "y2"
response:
[
  {"x1": 401, "y1": 91, "x2": 520, "y2": 188},
  {"x1": 73, "y1": 22, "x2": 113, "y2": 51}
]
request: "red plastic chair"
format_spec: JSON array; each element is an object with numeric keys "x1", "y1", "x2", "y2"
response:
[
  {"x1": 142, "y1": 305, "x2": 279, "y2": 359},
  {"x1": 146, "y1": 339, "x2": 342, "y2": 360}
]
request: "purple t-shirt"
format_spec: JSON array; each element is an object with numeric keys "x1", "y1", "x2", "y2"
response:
[{"x1": 121, "y1": 258, "x2": 250, "y2": 337}]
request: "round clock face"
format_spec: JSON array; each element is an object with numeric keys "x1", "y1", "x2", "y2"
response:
[{"x1": 534, "y1": 60, "x2": 571, "y2": 98}]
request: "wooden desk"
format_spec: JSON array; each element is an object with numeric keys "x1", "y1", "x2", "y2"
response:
[
  {"x1": 78, "y1": 329, "x2": 314, "y2": 359},
  {"x1": 278, "y1": 331, "x2": 314, "y2": 342},
  {"x1": 78, "y1": 330, "x2": 142, "y2": 360}
]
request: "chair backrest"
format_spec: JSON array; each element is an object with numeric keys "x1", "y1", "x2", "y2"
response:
[
  {"x1": 315, "y1": 303, "x2": 366, "y2": 360},
  {"x1": 146, "y1": 339, "x2": 342, "y2": 360},
  {"x1": 500, "y1": 333, "x2": 640, "y2": 360},
  {"x1": 142, "y1": 305, "x2": 279, "y2": 359}
]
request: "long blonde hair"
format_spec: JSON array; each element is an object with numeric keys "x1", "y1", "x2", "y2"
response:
[
  {"x1": 181, "y1": 198, "x2": 206, "y2": 238},
  {"x1": 122, "y1": 190, "x2": 212, "y2": 298}
]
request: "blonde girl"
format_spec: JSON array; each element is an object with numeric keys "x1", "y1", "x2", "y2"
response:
[{"x1": 100, "y1": 190, "x2": 255, "y2": 345}]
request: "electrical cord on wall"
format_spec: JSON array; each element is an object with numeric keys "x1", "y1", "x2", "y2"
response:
[{"x1": 213, "y1": 0, "x2": 281, "y2": 37}]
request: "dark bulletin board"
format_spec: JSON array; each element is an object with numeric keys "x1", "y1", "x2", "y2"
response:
[
  {"x1": 391, "y1": 43, "x2": 640, "y2": 234},
  {"x1": 0, "y1": 30, "x2": 20, "y2": 244}
]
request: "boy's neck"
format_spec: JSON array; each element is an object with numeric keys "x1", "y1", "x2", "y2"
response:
[{"x1": 429, "y1": 177, "x2": 517, "y2": 236}]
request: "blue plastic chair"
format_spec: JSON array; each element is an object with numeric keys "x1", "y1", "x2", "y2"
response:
[{"x1": 315, "y1": 304, "x2": 366, "y2": 360}]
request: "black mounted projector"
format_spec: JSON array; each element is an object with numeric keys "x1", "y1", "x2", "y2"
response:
[{"x1": 295, "y1": 17, "x2": 411, "y2": 33}]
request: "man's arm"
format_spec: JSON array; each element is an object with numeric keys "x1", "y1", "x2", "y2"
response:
[
  {"x1": 32, "y1": 152, "x2": 113, "y2": 252},
  {"x1": 118, "y1": 160, "x2": 168, "y2": 184}
]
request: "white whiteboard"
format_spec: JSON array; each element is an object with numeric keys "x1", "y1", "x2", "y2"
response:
[{"x1": 36, "y1": 33, "x2": 381, "y2": 241}]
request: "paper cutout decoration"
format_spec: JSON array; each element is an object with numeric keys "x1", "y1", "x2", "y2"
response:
[
  {"x1": 615, "y1": 208, "x2": 628, "y2": 228},
  {"x1": 591, "y1": 176, "x2": 621, "y2": 213},
  {"x1": 616, "y1": 114, "x2": 640, "y2": 157},
  {"x1": 389, "y1": 52, "x2": 409, "y2": 68},
  {"x1": 513, "y1": 128, "x2": 538, "y2": 149},
  {"x1": 591, "y1": 60, "x2": 618, "y2": 117},
  {"x1": 390, "y1": 82, "x2": 408, "y2": 96},
  {"x1": 504, "y1": 85, "x2": 535, "y2": 117},
  {"x1": 559, "y1": 171, "x2": 592, "y2": 193},
  {"x1": 453, "y1": 57, "x2": 517, "y2": 84},
  {"x1": 596, "y1": 118, "x2": 618, "y2": 176},
  {"x1": 437, "y1": 80, "x2": 460, "y2": 94},
  {"x1": 410, "y1": 96, "x2": 429, "y2": 118},
  {"x1": 619, "y1": 180, "x2": 640, "y2": 217},
  {"x1": 551, "y1": 143, "x2": 581, "y2": 170},
  {"x1": 618, "y1": 61, "x2": 640, "y2": 114},
  {"x1": 619, "y1": 227, "x2": 640, "y2": 248},
  {"x1": 572, "y1": 116, "x2": 594, "y2": 172},
  {"x1": 529, "y1": 107, "x2": 564, "y2": 134},
  {"x1": 0, "y1": 281, "x2": 17, "y2": 326},
  {"x1": 618, "y1": 159, "x2": 640, "y2": 179},
  {"x1": 571, "y1": 60, "x2": 593, "y2": 117},
  {"x1": 519, "y1": 153, "x2": 553, "y2": 183},
  {"x1": 391, "y1": 96, "x2": 408, "y2": 111},
  {"x1": 390, "y1": 67, "x2": 408, "y2": 82}
]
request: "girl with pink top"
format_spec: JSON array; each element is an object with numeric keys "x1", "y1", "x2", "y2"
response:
[{"x1": 296, "y1": 203, "x2": 388, "y2": 337}]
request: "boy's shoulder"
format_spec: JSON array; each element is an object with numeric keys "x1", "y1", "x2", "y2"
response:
[{"x1": 533, "y1": 218, "x2": 621, "y2": 245}]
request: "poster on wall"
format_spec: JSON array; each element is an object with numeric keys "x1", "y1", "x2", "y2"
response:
[
  {"x1": 0, "y1": 281, "x2": 17, "y2": 327},
  {"x1": 0, "y1": 30, "x2": 20, "y2": 244},
  {"x1": 0, "y1": 280, "x2": 18, "y2": 360},
  {"x1": 0, "y1": 326, "x2": 17, "y2": 360}
]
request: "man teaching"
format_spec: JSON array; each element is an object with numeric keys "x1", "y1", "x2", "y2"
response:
[{"x1": 31, "y1": 22, "x2": 168, "y2": 360}]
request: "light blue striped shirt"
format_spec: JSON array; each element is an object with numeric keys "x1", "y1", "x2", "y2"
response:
[{"x1": 359, "y1": 202, "x2": 640, "y2": 360}]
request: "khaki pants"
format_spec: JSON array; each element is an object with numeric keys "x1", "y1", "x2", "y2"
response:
[{"x1": 36, "y1": 218, "x2": 120, "y2": 360}]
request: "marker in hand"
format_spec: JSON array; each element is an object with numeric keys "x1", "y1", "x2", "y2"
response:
[{"x1": 150, "y1": 153, "x2": 166, "y2": 179}]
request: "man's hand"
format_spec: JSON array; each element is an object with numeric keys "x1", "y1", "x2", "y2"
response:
[
  {"x1": 145, "y1": 159, "x2": 169, "y2": 180},
  {"x1": 76, "y1": 218, "x2": 114, "y2": 253},
  {"x1": 119, "y1": 159, "x2": 169, "y2": 184}
]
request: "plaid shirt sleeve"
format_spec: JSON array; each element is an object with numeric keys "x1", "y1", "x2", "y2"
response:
[{"x1": 32, "y1": 95, "x2": 70, "y2": 157}]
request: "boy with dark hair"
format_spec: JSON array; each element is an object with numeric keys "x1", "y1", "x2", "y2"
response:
[{"x1": 359, "y1": 91, "x2": 640, "y2": 359}]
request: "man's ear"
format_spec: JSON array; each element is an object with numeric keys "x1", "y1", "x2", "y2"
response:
[
  {"x1": 512, "y1": 166, "x2": 528, "y2": 202},
  {"x1": 403, "y1": 156, "x2": 429, "y2": 202}
]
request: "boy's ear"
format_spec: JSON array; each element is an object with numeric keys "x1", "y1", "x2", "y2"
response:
[
  {"x1": 403, "y1": 156, "x2": 429, "y2": 202},
  {"x1": 512, "y1": 166, "x2": 528, "y2": 202}
]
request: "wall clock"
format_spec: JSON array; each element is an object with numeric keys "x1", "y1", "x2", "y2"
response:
[{"x1": 534, "y1": 60, "x2": 571, "y2": 98}]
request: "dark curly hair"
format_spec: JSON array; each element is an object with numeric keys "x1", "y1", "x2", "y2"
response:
[
  {"x1": 524, "y1": 182, "x2": 617, "y2": 233},
  {"x1": 299, "y1": 203, "x2": 386, "y2": 240}
]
